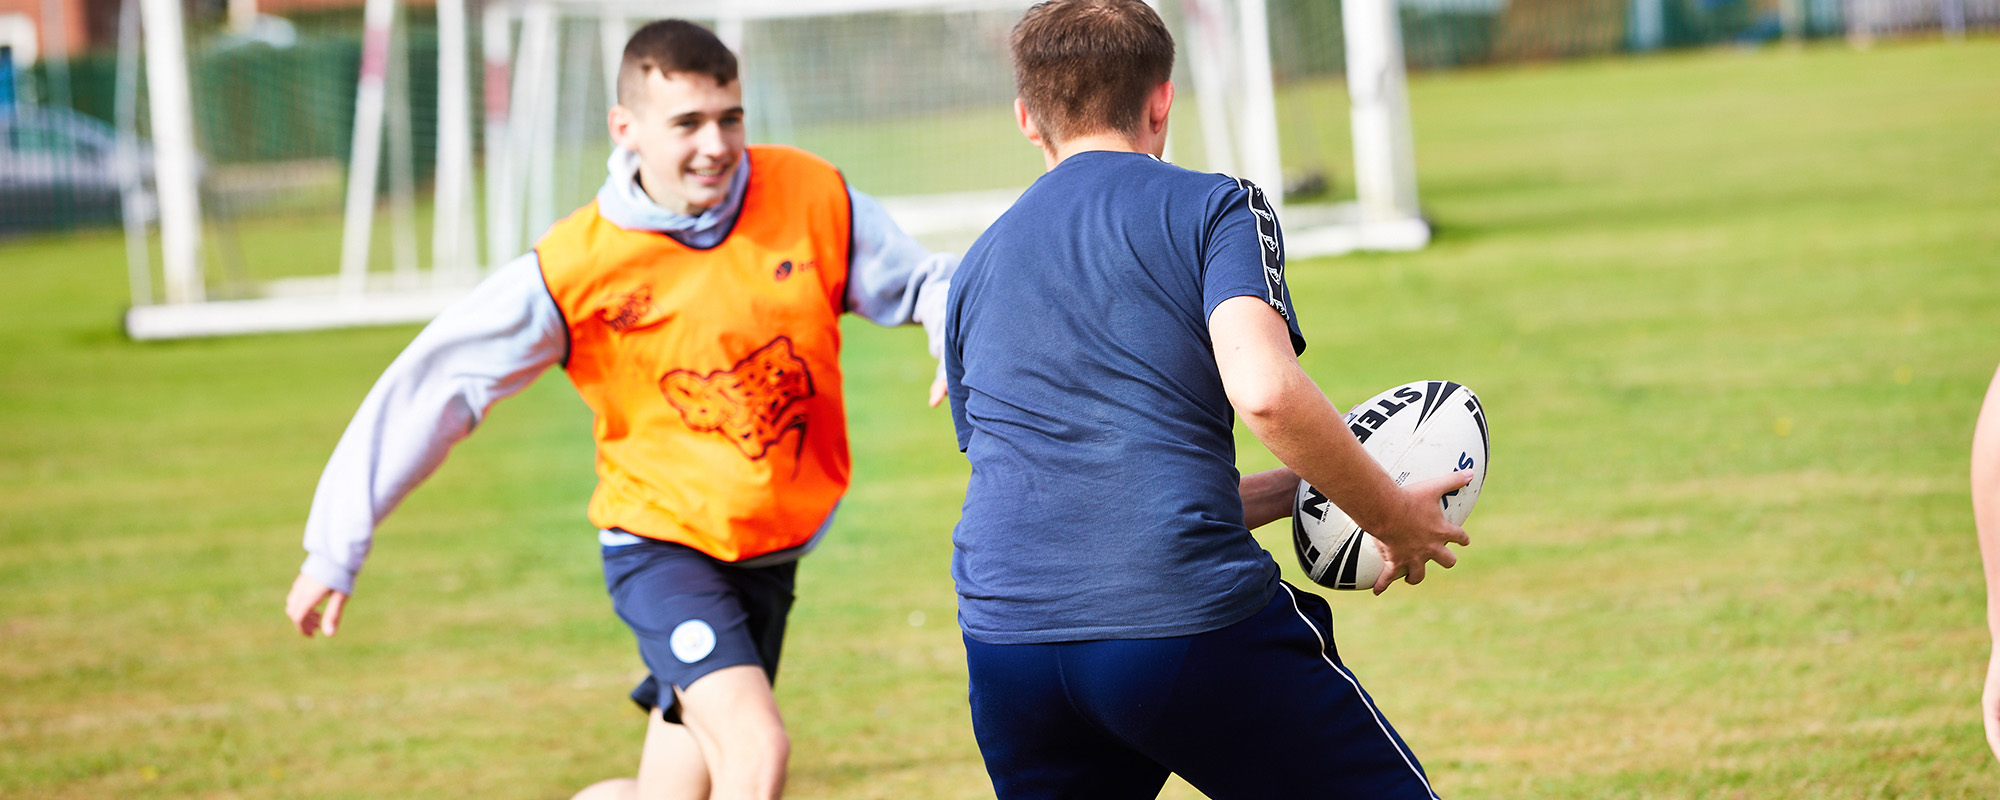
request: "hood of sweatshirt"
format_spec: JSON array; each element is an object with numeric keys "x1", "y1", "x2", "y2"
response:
[{"x1": 594, "y1": 145, "x2": 750, "y2": 250}]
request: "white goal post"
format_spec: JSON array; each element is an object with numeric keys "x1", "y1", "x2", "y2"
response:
[{"x1": 123, "y1": 0, "x2": 1427, "y2": 340}]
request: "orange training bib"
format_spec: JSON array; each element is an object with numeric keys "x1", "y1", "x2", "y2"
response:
[{"x1": 536, "y1": 145, "x2": 853, "y2": 562}]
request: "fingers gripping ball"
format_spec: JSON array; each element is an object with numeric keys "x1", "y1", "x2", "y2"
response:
[{"x1": 1293, "y1": 381, "x2": 1490, "y2": 590}]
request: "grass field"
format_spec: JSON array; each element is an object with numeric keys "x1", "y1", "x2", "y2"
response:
[{"x1": 4, "y1": 35, "x2": 1999, "y2": 799}]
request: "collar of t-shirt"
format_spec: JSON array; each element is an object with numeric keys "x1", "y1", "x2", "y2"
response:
[
  {"x1": 1057, "y1": 149, "x2": 1163, "y2": 167},
  {"x1": 595, "y1": 146, "x2": 752, "y2": 250}
]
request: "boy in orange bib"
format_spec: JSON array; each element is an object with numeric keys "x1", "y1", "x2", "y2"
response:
[{"x1": 283, "y1": 20, "x2": 956, "y2": 800}]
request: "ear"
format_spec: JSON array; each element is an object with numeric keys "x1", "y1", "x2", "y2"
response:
[
  {"x1": 1145, "y1": 80, "x2": 1174, "y2": 137},
  {"x1": 607, "y1": 104, "x2": 637, "y2": 150},
  {"x1": 1014, "y1": 98, "x2": 1048, "y2": 152},
  {"x1": 1134, "y1": 80, "x2": 1174, "y2": 157}
]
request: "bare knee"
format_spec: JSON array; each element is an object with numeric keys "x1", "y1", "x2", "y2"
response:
[
  {"x1": 677, "y1": 665, "x2": 790, "y2": 799},
  {"x1": 700, "y1": 710, "x2": 789, "y2": 782},
  {"x1": 742, "y1": 721, "x2": 790, "y2": 767}
]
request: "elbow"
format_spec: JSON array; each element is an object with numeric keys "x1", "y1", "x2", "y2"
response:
[
  {"x1": 1229, "y1": 379, "x2": 1292, "y2": 425},
  {"x1": 1215, "y1": 335, "x2": 1313, "y2": 427}
]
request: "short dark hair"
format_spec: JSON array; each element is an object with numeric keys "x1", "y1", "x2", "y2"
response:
[
  {"x1": 618, "y1": 20, "x2": 739, "y2": 107},
  {"x1": 1010, "y1": 0, "x2": 1175, "y2": 147}
]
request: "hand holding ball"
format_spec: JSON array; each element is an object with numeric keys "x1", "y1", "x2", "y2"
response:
[{"x1": 1293, "y1": 381, "x2": 1490, "y2": 591}]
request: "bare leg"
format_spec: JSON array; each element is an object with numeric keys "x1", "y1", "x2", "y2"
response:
[
  {"x1": 570, "y1": 706, "x2": 711, "y2": 800},
  {"x1": 674, "y1": 664, "x2": 789, "y2": 800},
  {"x1": 569, "y1": 779, "x2": 638, "y2": 800}
]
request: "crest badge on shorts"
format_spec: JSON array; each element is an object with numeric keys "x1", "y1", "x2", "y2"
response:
[{"x1": 671, "y1": 619, "x2": 717, "y2": 663}]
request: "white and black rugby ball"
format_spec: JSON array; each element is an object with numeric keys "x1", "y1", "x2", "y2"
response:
[{"x1": 1293, "y1": 380, "x2": 1490, "y2": 591}]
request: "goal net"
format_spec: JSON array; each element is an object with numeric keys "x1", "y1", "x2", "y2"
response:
[
  {"x1": 123, "y1": 0, "x2": 1426, "y2": 339},
  {"x1": 477, "y1": 0, "x2": 1425, "y2": 253}
]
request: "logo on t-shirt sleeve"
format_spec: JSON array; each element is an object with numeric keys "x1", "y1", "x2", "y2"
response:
[
  {"x1": 660, "y1": 337, "x2": 817, "y2": 460},
  {"x1": 1237, "y1": 178, "x2": 1290, "y2": 324}
]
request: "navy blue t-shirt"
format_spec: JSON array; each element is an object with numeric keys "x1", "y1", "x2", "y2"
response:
[{"x1": 945, "y1": 150, "x2": 1305, "y2": 645}]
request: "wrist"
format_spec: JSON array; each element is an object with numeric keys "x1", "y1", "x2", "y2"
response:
[
  {"x1": 301, "y1": 553, "x2": 358, "y2": 596},
  {"x1": 1347, "y1": 477, "x2": 1414, "y2": 540}
]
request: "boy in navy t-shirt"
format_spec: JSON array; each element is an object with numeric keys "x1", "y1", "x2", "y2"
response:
[{"x1": 944, "y1": 1, "x2": 1475, "y2": 797}]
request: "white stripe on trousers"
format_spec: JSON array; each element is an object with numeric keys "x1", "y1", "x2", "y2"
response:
[{"x1": 1278, "y1": 582, "x2": 1440, "y2": 800}]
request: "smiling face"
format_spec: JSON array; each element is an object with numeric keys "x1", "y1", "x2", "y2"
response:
[{"x1": 608, "y1": 70, "x2": 746, "y2": 215}]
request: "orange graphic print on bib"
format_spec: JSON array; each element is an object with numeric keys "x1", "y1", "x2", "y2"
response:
[
  {"x1": 661, "y1": 337, "x2": 816, "y2": 460},
  {"x1": 603, "y1": 287, "x2": 653, "y2": 332}
]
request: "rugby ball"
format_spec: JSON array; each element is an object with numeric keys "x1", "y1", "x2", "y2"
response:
[{"x1": 1293, "y1": 380, "x2": 1489, "y2": 591}]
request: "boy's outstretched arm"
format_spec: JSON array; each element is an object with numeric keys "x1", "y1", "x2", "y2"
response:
[
  {"x1": 287, "y1": 255, "x2": 568, "y2": 637},
  {"x1": 1210, "y1": 295, "x2": 1471, "y2": 594}
]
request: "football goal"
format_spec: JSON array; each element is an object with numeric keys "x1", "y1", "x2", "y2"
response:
[{"x1": 121, "y1": 0, "x2": 1427, "y2": 340}]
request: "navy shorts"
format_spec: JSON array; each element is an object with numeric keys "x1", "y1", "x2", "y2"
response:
[
  {"x1": 602, "y1": 534, "x2": 796, "y2": 724},
  {"x1": 963, "y1": 582, "x2": 1437, "y2": 800}
]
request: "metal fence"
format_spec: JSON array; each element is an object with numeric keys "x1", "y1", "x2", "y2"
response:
[
  {"x1": 1269, "y1": 0, "x2": 2000, "y2": 72},
  {"x1": 3, "y1": 22, "x2": 457, "y2": 238}
]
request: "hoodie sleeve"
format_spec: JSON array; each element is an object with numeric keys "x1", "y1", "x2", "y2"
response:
[
  {"x1": 299, "y1": 253, "x2": 569, "y2": 595},
  {"x1": 843, "y1": 187, "x2": 960, "y2": 362}
]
